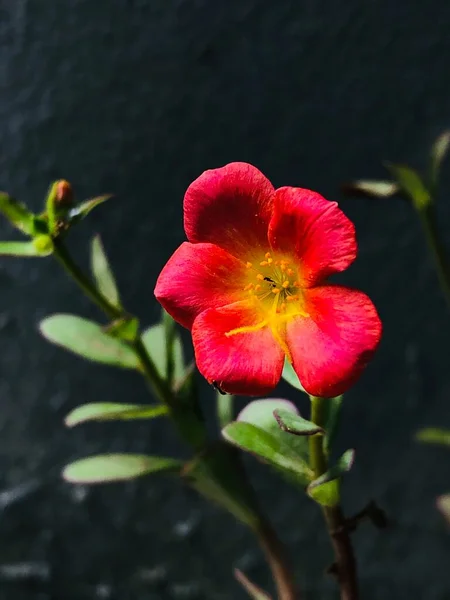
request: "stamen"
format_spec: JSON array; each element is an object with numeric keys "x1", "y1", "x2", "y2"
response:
[
  {"x1": 246, "y1": 261, "x2": 253, "y2": 268},
  {"x1": 282, "y1": 281, "x2": 290, "y2": 288},
  {"x1": 271, "y1": 288, "x2": 281, "y2": 294},
  {"x1": 259, "y1": 260, "x2": 268, "y2": 266},
  {"x1": 255, "y1": 284, "x2": 261, "y2": 291},
  {"x1": 256, "y1": 274, "x2": 264, "y2": 281},
  {"x1": 267, "y1": 257, "x2": 273, "y2": 264},
  {"x1": 265, "y1": 252, "x2": 271, "y2": 259},
  {"x1": 244, "y1": 283, "x2": 254, "y2": 291},
  {"x1": 287, "y1": 268, "x2": 294, "y2": 276}
]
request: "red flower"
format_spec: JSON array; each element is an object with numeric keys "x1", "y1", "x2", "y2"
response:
[{"x1": 155, "y1": 163, "x2": 381, "y2": 397}]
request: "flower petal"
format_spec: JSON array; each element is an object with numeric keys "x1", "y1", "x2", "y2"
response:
[
  {"x1": 286, "y1": 285, "x2": 381, "y2": 397},
  {"x1": 155, "y1": 242, "x2": 247, "y2": 329},
  {"x1": 192, "y1": 302, "x2": 284, "y2": 396},
  {"x1": 268, "y1": 187, "x2": 357, "y2": 286},
  {"x1": 184, "y1": 162, "x2": 275, "y2": 257}
]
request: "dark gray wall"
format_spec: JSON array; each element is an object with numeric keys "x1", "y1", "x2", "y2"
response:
[{"x1": 1, "y1": 1, "x2": 450, "y2": 598}]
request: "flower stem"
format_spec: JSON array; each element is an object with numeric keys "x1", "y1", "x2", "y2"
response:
[
  {"x1": 309, "y1": 396, "x2": 359, "y2": 600},
  {"x1": 256, "y1": 518, "x2": 299, "y2": 600},
  {"x1": 416, "y1": 203, "x2": 450, "y2": 312}
]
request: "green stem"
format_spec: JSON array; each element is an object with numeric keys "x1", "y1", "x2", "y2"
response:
[
  {"x1": 309, "y1": 396, "x2": 358, "y2": 600},
  {"x1": 416, "y1": 203, "x2": 450, "y2": 312}
]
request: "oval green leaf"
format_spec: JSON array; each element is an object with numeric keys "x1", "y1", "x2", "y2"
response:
[
  {"x1": 40, "y1": 314, "x2": 139, "y2": 369},
  {"x1": 68, "y1": 195, "x2": 112, "y2": 224},
  {"x1": 142, "y1": 323, "x2": 184, "y2": 383},
  {"x1": 0, "y1": 193, "x2": 35, "y2": 234},
  {"x1": 223, "y1": 421, "x2": 313, "y2": 486},
  {"x1": 65, "y1": 402, "x2": 169, "y2": 427},
  {"x1": 416, "y1": 428, "x2": 450, "y2": 447},
  {"x1": 63, "y1": 454, "x2": 183, "y2": 484},
  {"x1": 237, "y1": 398, "x2": 310, "y2": 462},
  {"x1": 0, "y1": 241, "x2": 43, "y2": 257},
  {"x1": 342, "y1": 180, "x2": 399, "y2": 198},
  {"x1": 91, "y1": 236, "x2": 121, "y2": 309},
  {"x1": 274, "y1": 408, "x2": 324, "y2": 436},
  {"x1": 307, "y1": 449, "x2": 355, "y2": 507},
  {"x1": 386, "y1": 163, "x2": 431, "y2": 210}
]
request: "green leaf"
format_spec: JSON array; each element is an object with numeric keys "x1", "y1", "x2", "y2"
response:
[
  {"x1": 237, "y1": 398, "x2": 310, "y2": 463},
  {"x1": 65, "y1": 402, "x2": 169, "y2": 427},
  {"x1": 142, "y1": 323, "x2": 184, "y2": 383},
  {"x1": 342, "y1": 180, "x2": 400, "y2": 198},
  {"x1": 91, "y1": 235, "x2": 121, "y2": 308},
  {"x1": 430, "y1": 130, "x2": 450, "y2": 188},
  {"x1": 437, "y1": 494, "x2": 450, "y2": 525},
  {"x1": 0, "y1": 192, "x2": 35, "y2": 234},
  {"x1": 63, "y1": 453, "x2": 182, "y2": 484},
  {"x1": 273, "y1": 408, "x2": 324, "y2": 436},
  {"x1": 416, "y1": 428, "x2": 450, "y2": 447},
  {"x1": 307, "y1": 449, "x2": 355, "y2": 507},
  {"x1": 223, "y1": 422, "x2": 313, "y2": 486},
  {"x1": 281, "y1": 359, "x2": 306, "y2": 392},
  {"x1": 40, "y1": 314, "x2": 140, "y2": 369},
  {"x1": 104, "y1": 317, "x2": 139, "y2": 342},
  {"x1": 68, "y1": 195, "x2": 112, "y2": 224},
  {"x1": 386, "y1": 163, "x2": 431, "y2": 210},
  {"x1": 0, "y1": 241, "x2": 43, "y2": 257},
  {"x1": 234, "y1": 569, "x2": 271, "y2": 600},
  {"x1": 183, "y1": 444, "x2": 259, "y2": 528}
]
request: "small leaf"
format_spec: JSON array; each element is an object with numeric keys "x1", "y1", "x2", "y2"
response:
[
  {"x1": 234, "y1": 569, "x2": 271, "y2": 600},
  {"x1": 223, "y1": 422, "x2": 313, "y2": 486},
  {"x1": 104, "y1": 317, "x2": 139, "y2": 342},
  {"x1": 0, "y1": 241, "x2": 42, "y2": 257},
  {"x1": 430, "y1": 130, "x2": 450, "y2": 188},
  {"x1": 40, "y1": 314, "x2": 140, "y2": 369},
  {"x1": 416, "y1": 428, "x2": 450, "y2": 447},
  {"x1": 273, "y1": 408, "x2": 324, "y2": 436},
  {"x1": 342, "y1": 180, "x2": 399, "y2": 198},
  {"x1": 63, "y1": 454, "x2": 182, "y2": 484},
  {"x1": 65, "y1": 402, "x2": 168, "y2": 427},
  {"x1": 307, "y1": 449, "x2": 355, "y2": 507},
  {"x1": 237, "y1": 398, "x2": 310, "y2": 463},
  {"x1": 142, "y1": 323, "x2": 184, "y2": 383},
  {"x1": 281, "y1": 359, "x2": 307, "y2": 392},
  {"x1": 68, "y1": 195, "x2": 112, "y2": 224},
  {"x1": 91, "y1": 236, "x2": 121, "y2": 308},
  {"x1": 183, "y1": 444, "x2": 259, "y2": 528},
  {"x1": 386, "y1": 163, "x2": 431, "y2": 210},
  {"x1": 437, "y1": 494, "x2": 450, "y2": 525},
  {"x1": 0, "y1": 192, "x2": 35, "y2": 234}
]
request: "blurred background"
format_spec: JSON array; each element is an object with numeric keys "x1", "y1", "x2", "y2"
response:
[{"x1": 1, "y1": 1, "x2": 450, "y2": 598}]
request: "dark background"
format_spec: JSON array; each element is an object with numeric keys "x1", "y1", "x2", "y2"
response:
[{"x1": 1, "y1": 1, "x2": 450, "y2": 598}]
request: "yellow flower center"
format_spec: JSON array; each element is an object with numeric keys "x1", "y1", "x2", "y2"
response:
[
  {"x1": 225, "y1": 252, "x2": 309, "y2": 361},
  {"x1": 243, "y1": 252, "x2": 306, "y2": 316}
]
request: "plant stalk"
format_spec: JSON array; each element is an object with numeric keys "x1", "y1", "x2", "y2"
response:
[
  {"x1": 256, "y1": 518, "x2": 299, "y2": 600},
  {"x1": 309, "y1": 396, "x2": 358, "y2": 600}
]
